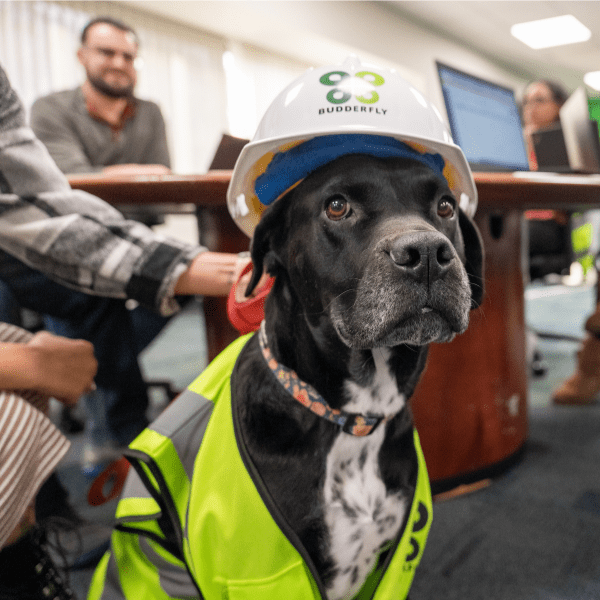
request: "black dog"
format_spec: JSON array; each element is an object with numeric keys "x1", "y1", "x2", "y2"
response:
[{"x1": 233, "y1": 153, "x2": 484, "y2": 599}]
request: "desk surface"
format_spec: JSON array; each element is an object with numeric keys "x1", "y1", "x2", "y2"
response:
[
  {"x1": 473, "y1": 171, "x2": 600, "y2": 210},
  {"x1": 69, "y1": 170, "x2": 600, "y2": 212},
  {"x1": 68, "y1": 171, "x2": 232, "y2": 207}
]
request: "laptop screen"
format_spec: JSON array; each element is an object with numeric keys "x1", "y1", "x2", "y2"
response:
[
  {"x1": 209, "y1": 134, "x2": 249, "y2": 171},
  {"x1": 436, "y1": 62, "x2": 530, "y2": 172}
]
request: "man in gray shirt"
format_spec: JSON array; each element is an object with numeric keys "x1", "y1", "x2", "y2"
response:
[
  {"x1": 31, "y1": 15, "x2": 171, "y2": 232},
  {"x1": 30, "y1": 16, "x2": 170, "y2": 178}
]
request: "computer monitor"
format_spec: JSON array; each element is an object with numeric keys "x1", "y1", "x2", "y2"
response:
[
  {"x1": 436, "y1": 61, "x2": 530, "y2": 172},
  {"x1": 559, "y1": 86, "x2": 600, "y2": 174}
]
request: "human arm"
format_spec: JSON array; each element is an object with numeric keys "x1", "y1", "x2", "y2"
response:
[
  {"x1": 29, "y1": 100, "x2": 170, "y2": 176},
  {"x1": 174, "y1": 251, "x2": 250, "y2": 297},
  {"x1": 1, "y1": 64, "x2": 245, "y2": 315},
  {"x1": 0, "y1": 330, "x2": 97, "y2": 405},
  {"x1": 29, "y1": 95, "x2": 172, "y2": 175},
  {"x1": 0, "y1": 183, "x2": 248, "y2": 313},
  {"x1": 30, "y1": 91, "x2": 172, "y2": 176}
]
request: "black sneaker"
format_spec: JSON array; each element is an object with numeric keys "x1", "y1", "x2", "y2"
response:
[{"x1": 0, "y1": 525, "x2": 75, "y2": 599}]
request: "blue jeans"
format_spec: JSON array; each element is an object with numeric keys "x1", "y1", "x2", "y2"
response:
[{"x1": 0, "y1": 251, "x2": 169, "y2": 446}]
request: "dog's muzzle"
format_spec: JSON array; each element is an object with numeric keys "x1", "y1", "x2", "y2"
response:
[{"x1": 330, "y1": 228, "x2": 472, "y2": 349}]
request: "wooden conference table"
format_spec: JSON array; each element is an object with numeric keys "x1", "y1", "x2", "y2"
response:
[{"x1": 69, "y1": 170, "x2": 600, "y2": 490}]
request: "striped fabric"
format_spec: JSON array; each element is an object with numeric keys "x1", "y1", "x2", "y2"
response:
[{"x1": 0, "y1": 323, "x2": 70, "y2": 548}]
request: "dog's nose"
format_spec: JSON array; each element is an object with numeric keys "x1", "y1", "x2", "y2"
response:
[{"x1": 388, "y1": 231, "x2": 456, "y2": 284}]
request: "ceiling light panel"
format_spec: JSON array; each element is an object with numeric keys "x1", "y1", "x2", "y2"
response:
[{"x1": 511, "y1": 15, "x2": 591, "y2": 50}]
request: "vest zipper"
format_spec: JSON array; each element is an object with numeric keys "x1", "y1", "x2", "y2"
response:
[
  {"x1": 231, "y1": 350, "x2": 330, "y2": 599},
  {"x1": 364, "y1": 498, "x2": 413, "y2": 600}
]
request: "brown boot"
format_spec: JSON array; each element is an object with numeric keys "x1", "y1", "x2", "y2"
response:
[{"x1": 553, "y1": 333, "x2": 600, "y2": 405}]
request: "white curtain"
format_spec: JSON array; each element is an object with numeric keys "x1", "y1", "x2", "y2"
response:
[{"x1": 0, "y1": 1, "x2": 85, "y2": 107}]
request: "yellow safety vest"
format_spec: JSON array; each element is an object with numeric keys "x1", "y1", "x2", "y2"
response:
[{"x1": 89, "y1": 334, "x2": 432, "y2": 599}]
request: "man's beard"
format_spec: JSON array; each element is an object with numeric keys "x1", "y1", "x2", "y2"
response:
[{"x1": 88, "y1": 73, "x2": 134, "y2": 99}]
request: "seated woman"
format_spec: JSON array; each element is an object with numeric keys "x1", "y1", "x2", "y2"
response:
[{"x1": 522, "y1": 79, "x2": 573, "y2": 281}]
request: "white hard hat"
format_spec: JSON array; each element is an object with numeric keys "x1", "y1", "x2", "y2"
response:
[{"x1": 228, "y1": 56, "x2": 477, "y2": 238}]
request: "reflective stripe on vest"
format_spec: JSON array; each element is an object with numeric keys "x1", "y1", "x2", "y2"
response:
[{"x1": 89, "y1": 332, "x2": 432, "y2": 599}]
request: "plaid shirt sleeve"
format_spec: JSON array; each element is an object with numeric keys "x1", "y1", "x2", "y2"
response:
[{"x1": 0, "y1": 64, "x2": 204, "y2": 316}]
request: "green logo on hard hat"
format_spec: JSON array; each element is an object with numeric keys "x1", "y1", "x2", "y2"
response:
[{"x1": 320, "y1": 71, "x2": 385, "y2": 105}]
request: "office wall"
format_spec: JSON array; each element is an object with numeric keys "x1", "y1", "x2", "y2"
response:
[{"x1": 69, "y1": 0, "x2": 551, "y2": 115}]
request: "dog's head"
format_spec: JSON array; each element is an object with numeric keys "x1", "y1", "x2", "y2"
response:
[{"x1": 246, "y1": 153, "x2": 484, "y2": 349}]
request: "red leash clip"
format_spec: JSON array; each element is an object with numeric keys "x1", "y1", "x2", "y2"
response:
[{"x1": 227, "y1": 262, "x2": 274, "y2": 334}]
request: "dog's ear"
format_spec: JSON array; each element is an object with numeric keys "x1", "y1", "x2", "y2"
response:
[
  {"x1": 245, "y1": 197, "x2": 289, "y2": 297},
  {"x1": 458, "y1": 208, "x2": 485, "y2": 309}
]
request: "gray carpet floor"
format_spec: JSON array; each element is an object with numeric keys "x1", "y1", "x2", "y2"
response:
[{"x1": 58, "y1": 283, "x2": 600, "y2": 599}]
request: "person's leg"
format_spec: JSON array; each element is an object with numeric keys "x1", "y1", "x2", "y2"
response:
[
  {"x1": 0, "y1": 395, "x2": 75, "y2": 599},
  {"x1": 0, "y1": 280, "x2": 22, "y2": 325},
  {"x1": 0, "y1": 251, "x2": 169, "y2": 446},
  {"x1": 43, "y1": 307, "x2": 166, "y2": 447}
]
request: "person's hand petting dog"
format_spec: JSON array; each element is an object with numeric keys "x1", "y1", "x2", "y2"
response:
[
  {"x1": 0, "y1": 331, "x2": 97, "y2": 405},
  {"x1": 174, "y1": 252, "x2": 252, "y2": 297},
  {"x1": 174, "y1": 251, "x2": 271, "y2": 302}
]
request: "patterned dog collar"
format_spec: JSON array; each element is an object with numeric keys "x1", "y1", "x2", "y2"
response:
[{"x1": 258, "y1": 322, "x2": 389, "y2": 436}]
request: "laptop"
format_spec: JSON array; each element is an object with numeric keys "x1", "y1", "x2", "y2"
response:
[
  {"x1": 208, "y1": 133, "x2": 249, "y2": 171},
  {"x1": 559, "y1": 87, "x2": 600, "y2": 174},
  {"x1": 531, "y1": 125, "x2": 571, "y2": 173},
  {"x1": 436, "y1": 61, "x2": 530, "y2": 173}
]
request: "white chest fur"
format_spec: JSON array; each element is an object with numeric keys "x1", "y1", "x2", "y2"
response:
[{"x1": 322, "y1": 349, "x2": 407, "y2": 600}]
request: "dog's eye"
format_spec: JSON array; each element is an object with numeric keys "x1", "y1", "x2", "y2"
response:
[
  {"x1": 325, "y1": 196, "x2": 350, "y2": 221},
  {"x1": 437, "y1": 198, "x2": 455, "y2": 219}
]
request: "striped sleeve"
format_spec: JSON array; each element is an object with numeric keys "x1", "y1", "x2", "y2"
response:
[
  {"x1": 0, "y1": 189, "x2": 203, "y2": 316},
  {"x1": 0, "y1": 392, "x2": 70, "y2": 548}
]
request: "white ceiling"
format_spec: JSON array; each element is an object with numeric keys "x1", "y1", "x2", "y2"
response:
[
  {"x1": 121, "y1": 1, "x2": 600, "y2": 89},
  {"x1": 388, "y1": 1, "x2": 600, "y2": 82}
]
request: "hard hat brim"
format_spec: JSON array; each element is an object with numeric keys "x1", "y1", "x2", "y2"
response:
[{"x1": 228, "y1": 129, "x2": 478, "y2": 238}]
